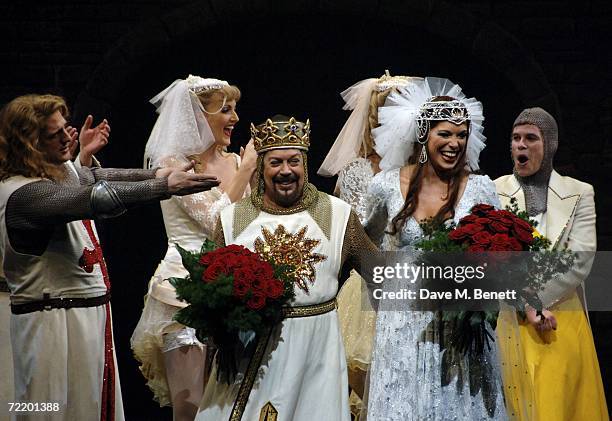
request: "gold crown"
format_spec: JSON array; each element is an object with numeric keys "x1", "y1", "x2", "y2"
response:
[{"x1": 250, "y1": 116, "x2": 310, "y2": 153}]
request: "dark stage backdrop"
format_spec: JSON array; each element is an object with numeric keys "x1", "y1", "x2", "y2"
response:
[{"x1": 2, "y1": 1, "x2": 611, "y2": 419}]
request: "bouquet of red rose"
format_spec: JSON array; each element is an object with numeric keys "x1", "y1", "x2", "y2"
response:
[
  {"x1": 416, "y1": 199, "x2": 575, "y2": 356},
  {"x1": 170, "y1": 240, "x2": 295, "y2": 383}
]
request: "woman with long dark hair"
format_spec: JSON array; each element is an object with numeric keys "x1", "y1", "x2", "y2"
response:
[{"x1": 364, "y1": 78, "x2": 512, "y2": 420}]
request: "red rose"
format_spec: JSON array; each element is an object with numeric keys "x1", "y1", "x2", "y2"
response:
[
  {"x1": 472, "y1": 230, "x2": 492, "y2": 246},
  {"x1": 246, "y1": 293, "x2": 266, "y2": 310},
  {"x1": 264, "y1": 279, "x2": 284, "y2": 299},
  {"x1": 449, "y1": 226, "x2": 470, "y2": 241},
  {"x1": 508, "y1": 237, "x2": 523, "y2": 251},
  {"x1": 233, "y1": 277, "x2": 251, "y2": 298},
  {"x1": 468, "y1": 244, "x2": 487, "y2": 252},
  {"x1": 226, "y1": 254, "x2": 248, "y2": 272},
  {"x1": 490, "y1": 233, "x2": 511, "y2": 249},
  {"x1": 459, "y1": 214, "x2": 478, "y2": 226},
  {"x1": 462, "y1": 223, "x2": 485, "y2": 235},
  {"x1": 475, "y1": 217, "x2": 491, "y2": 225},
  {"x1": 488, "y1": 211, "x2": 513, "y2": 225},
  {"x1": 471, "y1": 204, "x2": 495, "y2": 216},
  {"x1": 234, "y1": 267, "x2": 256, "y2": 286},
  {"x1": 223, "y1": 244, "x2": 249, "y2": 255},
  {"x1": 512, "y1": 217, "x2": 532, "y2": 231},
  {"x1": 199, "y1": 253, "x2": 213, "y2": 266},
  {"x1": 202, "y1": 262, "x2": 227, "y2": 283},
  {"x1": 511, "y1": 219, "x2": 534, "y2": 245},
  {"x1": 253, "y1": 262, "x2": 274, "y2": 279},
  {"x1": 490, "y1": 221, "x2": 510, "y2": 233},
  {"x1": 251, "y1": 278, "x2": 267, "y2": 291}
]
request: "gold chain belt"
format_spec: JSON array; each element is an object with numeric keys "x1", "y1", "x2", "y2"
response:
[{"x1": 282, "y1": 298, "x2": 337, "y2": 319}]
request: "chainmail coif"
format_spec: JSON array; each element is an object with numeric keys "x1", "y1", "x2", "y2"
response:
[{"x1": 513, "y1": 107, "x2": 558, "y2": 216}]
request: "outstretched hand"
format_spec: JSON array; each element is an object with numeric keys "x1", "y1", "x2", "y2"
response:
[
  {"x1": 79, "y1": 115, "x2": 111, "y2": 166},
  {"x1": 65, "y1": 126, "x2": 79, "y2": 159},
  {"x1": 156, "y1": 161, "x2": 220, "y2": 195}
]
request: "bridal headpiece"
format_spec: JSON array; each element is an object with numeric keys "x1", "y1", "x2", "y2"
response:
[
  {"x1": 373, "y1": 77, "x2": 485, "y2": 171},
  {"x1": 317, "y1": 71, "x2": 421, "y2": 176}
]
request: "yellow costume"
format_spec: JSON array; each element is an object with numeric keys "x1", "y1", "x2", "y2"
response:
[{"x1": 496, "y1": 171, "x2": 608, "y2": 420}]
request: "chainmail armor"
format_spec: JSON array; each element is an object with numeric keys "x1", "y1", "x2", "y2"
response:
[
  {"x1": 5, "y1": 176, "x2": 169, "y2": 255},
  {"x1": 513, "y1": 107, "x2": 558, "y2": 216},
  {"x1": 88, "y1": 167, "x2": 158, "y2": 182},
  {"x1": 341, "y1": 209, "x2": 379, "y2": 271}
]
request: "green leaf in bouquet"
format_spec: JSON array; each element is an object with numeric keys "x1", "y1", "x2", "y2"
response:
[
  {"x1": 225, "y1": 305, "x2": 263, "y2": 332},
  {"x1": 200, "y1": 239, "x2": 218, "y2": 254},
  {"x1": 175, "y1": 243, "x2": 203, "y2": 279}
]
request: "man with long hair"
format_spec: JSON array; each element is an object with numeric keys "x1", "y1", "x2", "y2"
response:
[{"x1": 0, "y1": 94, "x2": 218, "y2": 420}]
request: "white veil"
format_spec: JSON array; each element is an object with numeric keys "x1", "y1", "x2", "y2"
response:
[
  {"x1": 317, "y1": 78, "x2": 378, "y2": 176},
  {"x1": 143, "y1": 78, "x2": 218, "y2": 168},
  {"x1": 373, "y1": 77, "x2": 486, "y2": 171}
]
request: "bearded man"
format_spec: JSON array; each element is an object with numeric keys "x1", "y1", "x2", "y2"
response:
[
  {"x1": 495, "y1": 107, "x2": 608, "y2": 420},
  {"x1": 195, "y1": 115, "x2": 378, "y2": 421}
]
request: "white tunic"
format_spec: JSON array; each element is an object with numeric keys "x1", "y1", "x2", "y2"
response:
[
  {"x1": 196, "y1": 194, "x2": 352, "y2": 421},
  {"x1": 0, "y1": 170, "x2": 123, "y2": 421}
]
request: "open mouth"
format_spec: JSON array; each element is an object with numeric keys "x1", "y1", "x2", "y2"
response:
[
  {"x1": 517, "y1": 155, "x2": 529, "y2": 164},
  {"x1": 223, "y1": 125, "x2": 234, "y2": 137},
  {"x1": 440, "y1": 150, "x2": 459, "y2": 160},
  {"x1": 274, "y1": 177, "x2": 297, "y2": 190}
]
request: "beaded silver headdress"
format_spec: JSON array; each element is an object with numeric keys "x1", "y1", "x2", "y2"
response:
[{"x1": 373, "y1": 77, "x2": 486, "y2": 171}]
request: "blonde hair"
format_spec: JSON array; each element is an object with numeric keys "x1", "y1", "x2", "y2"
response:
[
  {"x1": 196, "y1": 85, "x2": 241, "y2": 111},
  {"x1": 0, "y1": 94, "x2": 69, "y2": 181},
  {"x1": 361, "y1": 87, "x2": 393, "y2": 158}
]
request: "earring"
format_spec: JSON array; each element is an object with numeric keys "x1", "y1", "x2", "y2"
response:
[{"x1": 419, "y1": 145, "x2": 428, "y2": 164}]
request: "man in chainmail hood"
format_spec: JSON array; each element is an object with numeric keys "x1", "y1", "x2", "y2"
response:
[
  {"x1": 495, "y1": 107, "x2": 608, "y2": 419},
  {"x1": 0, "y1": 93, "x2": 219, "y2": 420},
  {"x1": 511, "y1": 107, "x2": 558, "y2": 216}
]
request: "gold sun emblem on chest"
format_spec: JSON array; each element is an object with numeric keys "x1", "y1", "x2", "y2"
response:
[{"x1": 254, "y1": 225, "x2": 327, "y2": 293}]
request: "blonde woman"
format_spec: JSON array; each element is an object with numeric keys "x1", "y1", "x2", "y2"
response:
[{"x1": 131, "y1": 75, "x2": 256, "y2": 421}]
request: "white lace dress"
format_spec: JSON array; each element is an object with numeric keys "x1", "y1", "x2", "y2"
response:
[
  {"x1": 364, "y1": 169, "x2": 508, "y2": 421},
  {"x1": 131, "y1": 154, "x2": 242, "y2": 406}
]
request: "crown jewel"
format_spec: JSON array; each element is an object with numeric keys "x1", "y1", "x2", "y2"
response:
[
  {"x1": 185, "y1": 74, "x2": 229, "y2": 94},
  {"x1": 250, "y1": 116, "x2": 311, "y2": 153}
]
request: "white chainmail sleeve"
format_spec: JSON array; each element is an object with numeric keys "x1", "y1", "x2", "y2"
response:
[{"x1": 337, "y1": 157, "x2": 374, "y2": 224}]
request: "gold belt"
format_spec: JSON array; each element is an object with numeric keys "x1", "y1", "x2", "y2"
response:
[{"x1": 282, "y1": 298, "x2": 337, "y2": 318}]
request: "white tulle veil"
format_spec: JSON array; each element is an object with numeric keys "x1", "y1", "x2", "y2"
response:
[
  {"x1": 373, "y1": 77, "x2": 486, "y2": 171},
  {"x1": 318, "y1": 75, "x2": 424, "y2": 177},
  {"x1": 317, "y1": 78, "x2": 378, "y2": 176},
  {"x1": 143, "y1": 75, "x2": 228, "y2": 168}
]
